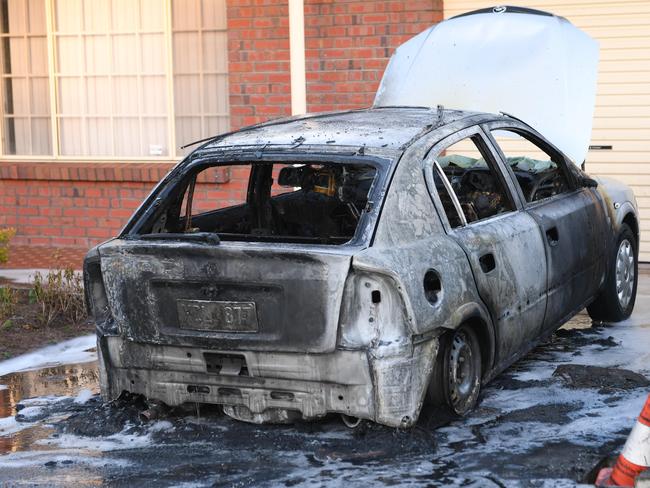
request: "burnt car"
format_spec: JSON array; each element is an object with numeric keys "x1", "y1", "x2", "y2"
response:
[{"x1": 84, "y1": 106, "x2": 639, "y2": 427}]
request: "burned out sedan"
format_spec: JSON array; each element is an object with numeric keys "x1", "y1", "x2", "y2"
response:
[{"x1": 84, "y1": 107, "x2": 639, "y2": 427}]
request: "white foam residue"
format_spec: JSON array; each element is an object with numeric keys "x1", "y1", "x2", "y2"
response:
[
  {"x1": 15, "y1": 406, "x2": 43, "y2": 421},
  {"x1": 74, "y1": 388, "x2": 95, "y2": 405},
  {"x1": 0, "y1": 416, "x2": 31, "y2": 437},
  {"x1": 38, "y1": 430, "x2": 152, "y2": 452},
  {"x1": 148, "y1": 420, "x2": 174, "y2": 432},
  {"x1": 0, "y1": 335, "x2": 97, "y2": 377},
  {"x1": 18, "y1": 395, "x2": 68, "y2": 408},
  {"x1": 170, "y1": 483, "x2": 213, "y2": 488}
]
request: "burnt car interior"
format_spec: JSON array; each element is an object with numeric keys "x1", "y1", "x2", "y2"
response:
[
  {"x1": 490, "y1": 129, "x2": 571, "y2": 203},
  {"x1": 432, "y1": 135, "x2": 515, "y2": 226},
  {"x1": 141, "y1": 162, "x2": 378, "y2": 245},
  {"x1": 432, "y1": 131, "x2": 572, "y2": 227}
]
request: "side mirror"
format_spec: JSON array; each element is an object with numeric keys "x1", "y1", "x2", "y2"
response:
[{"x1": 581, "y1": 176, "x2": 598, "y2": 188}]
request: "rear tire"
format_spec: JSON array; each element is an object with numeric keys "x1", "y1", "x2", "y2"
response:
[
  {"x1": 587, "y1": 223, "x2": 638, "y2": 322},
  {"x1": 427, "y1": 325, "x2": 482, "y2": 417}
]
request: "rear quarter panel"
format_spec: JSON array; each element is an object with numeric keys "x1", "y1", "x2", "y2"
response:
[{"x1": 366, "y1": 133, "x2": 493, "y2": 339}]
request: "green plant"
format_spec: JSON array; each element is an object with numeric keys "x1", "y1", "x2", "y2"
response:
[
  {"x1": 0, "y1": 286, "x2": 17, "y2": 321},
  {"x1": 32, "y1": 268, "x2": 86, "y2": 327},
  {"x1": 0, "y1": 227, "x2": 16, "y2": 264}
]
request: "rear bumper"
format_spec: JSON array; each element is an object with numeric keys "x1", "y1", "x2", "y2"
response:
[{"x1": 97, "y1": 334, "x2": 438, "y2": 427}]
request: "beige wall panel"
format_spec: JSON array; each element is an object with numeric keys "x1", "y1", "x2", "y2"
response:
[{"x1": 445, "y1": 1, "x2": 650, "y2": 259}]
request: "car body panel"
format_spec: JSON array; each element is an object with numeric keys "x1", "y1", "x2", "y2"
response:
[
  {"x1": 84, "y1": 107, "x2": 639, "y2": 428},
  {"x1": 98, "y1": 239, "x2": 353, "y2": 354}
]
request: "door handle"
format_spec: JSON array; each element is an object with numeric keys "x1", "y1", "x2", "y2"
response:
[
  {"x1": 479, "y1": 253, "x2": 496, "y2": 273},
  {"x1": 546, "y1": 226, "x2": 559, "y2": 247}
]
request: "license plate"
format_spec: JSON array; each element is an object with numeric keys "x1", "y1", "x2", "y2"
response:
[{"x1": 177, "y1": 300, "x2": 258, "y2": 332}]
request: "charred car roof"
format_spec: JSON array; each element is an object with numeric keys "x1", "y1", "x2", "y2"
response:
[{"x1": 192, "y1": 107, "x2": 485, "y2": 157}]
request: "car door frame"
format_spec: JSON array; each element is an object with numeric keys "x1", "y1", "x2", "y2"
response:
[
  {"x1": 422, "y1": 123, "x2": 550, "y2": 366},
  {"x1": 481, "y1": 120, "x2": 608, "y2": 331}
]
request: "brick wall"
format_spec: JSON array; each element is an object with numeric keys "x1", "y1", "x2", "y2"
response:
[
  {"x1": 226, "y1": 0, "x2": 443, "y2": 128},
  {"x1": 227, "y1": 0, "x2": 292, "y2": 129},
  {"x1": 304, "y1": 0, "x2": 443, "y2": 112}
]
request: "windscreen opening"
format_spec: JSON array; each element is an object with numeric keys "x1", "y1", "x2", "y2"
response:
[{"x1": 141, "y1": 161, "x2": 378, "y2": 245}]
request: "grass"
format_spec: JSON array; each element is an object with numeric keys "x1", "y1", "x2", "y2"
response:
[
  {"x1": 0, "y1": 227, "x2": 16, "y2": 264},
  {"x1": 0, "y1": 286, "x2": 18, "y2": 323},
  {"x1": 31, "y1": 268, "x2": 86, "y2": 327}
]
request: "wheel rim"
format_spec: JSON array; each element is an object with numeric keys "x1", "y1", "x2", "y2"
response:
[
  {"x1": 448, "y1": 331, "x2": 477, "y2": 413},
  {"x1": 615, "y1": 238, "x2": 635, "y2": 310}
]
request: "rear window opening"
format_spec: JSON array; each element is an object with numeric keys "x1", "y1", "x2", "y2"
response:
[{"x1": 140, "y1": 161, "x2": 378, "y2": 245}]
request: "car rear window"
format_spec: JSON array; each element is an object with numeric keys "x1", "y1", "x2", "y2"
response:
[{"x1": 139, "y1": 161, "x2": 379, "y2": 245}]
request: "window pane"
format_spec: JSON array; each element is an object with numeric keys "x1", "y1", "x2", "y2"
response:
[
  {"x1": 31, "y1": 116, "x2": 51, "y2": 153},
  {"x1": 172, "y1": 0, "x2": 229, "y2": 156},
  {"x1": 5, "y1": 0, "x2": 26, "y2": 34},
  {"x1": 30, "y1": 77, "x2": 49, "y2": 114},
  {"x1": 84, "y1": 36, "x2": 110, "y2": 74},
  {"x1": 159, "y1": 161, "x2": 377, "y2": 246},
  {"x1": 141, "y1": 33, "x2": 164, "y2": 74},
  {"x1": 29, "y1": 37, "x2": 48, "y2": 74},
  {"x1": 173, "y1": 32, "x2": 200, "y2": 73},
  {"x1": 55, "y1": 0, "x2": 168, "y2": 157},
  {"x1": 59, "y1": 118, "x2": 83, "y2": 154},
  {"x1": 435, "y1": 136, "x2": 514, "y2": 225},
  {"x1": 491, "y1": 129, "x2": 571, "y2": 203},
  {"x1": 55, "y1": 0, "x2": 83, "y2": 33},
  {"x1": 172, "y1": 0, "x2": 200, "y2": 31},
  {"x1": 8, "y1": 37, "x2": 27, "y2": 74},
  {"x1": 203, "y1": 74, "x2": 228, "y2": 113},
  {"x1": 0, "y1": 0, "x2": 51, "y2": 155},
  {"x1": 174, "y1": 75, "x2": 201, "y2": 114},
  {"x1": 201, "y1": 0, "x2": 226, "y2": 30},
  {"x1": 202, "y1": 31, "x2": 227, "y2": 72},
  {"x1": 27, "y1": 0, "x2": 46, "y2": 31},
  {"x1": 57, "y1": 77, "x2": 82, "y2": 113},
  {"x1": 141, "y1": 117, "x2": 167, "y2": 156},
  {"x1": 85, "y1": 77, "x2": 111, "y2": 114},
  {"x1": 86, "y1": 117, "x2": 112, "y2": 155},
  {"x1": 141, "y1": 76, "x2": 166, "y2": 114},
  {"x1": 83, "y1": 0, "x2": 109, "y2": 31}
]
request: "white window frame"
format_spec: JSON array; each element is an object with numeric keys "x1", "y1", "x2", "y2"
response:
[{"x1": 0, "y1": 0, "x2": 228, "y2": 162}]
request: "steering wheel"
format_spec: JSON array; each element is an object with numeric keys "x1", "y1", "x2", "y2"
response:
[{"x1": 528, "y1": 172, "x2": 559, "y2": 202}]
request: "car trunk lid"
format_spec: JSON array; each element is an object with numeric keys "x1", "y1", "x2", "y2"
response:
[{"x1": 99, "y1": 239, "x2": 352, "y2": 353}]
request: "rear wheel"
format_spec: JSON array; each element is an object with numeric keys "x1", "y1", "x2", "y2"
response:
[
  {"x1": 427, "y1": 325, "x2": 482, "y2": 417},
  {"x1": 587, "y1": 223, "x2": 638, "y2": 322}
]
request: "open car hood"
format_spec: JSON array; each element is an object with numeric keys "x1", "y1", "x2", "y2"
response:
[{"x1": 374, "y1": 6, "x2": 599, "y2": 165}]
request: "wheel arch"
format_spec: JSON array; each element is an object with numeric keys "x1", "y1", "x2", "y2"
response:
[
  {"x1": 622, "y1": 212, "x2": 639, "y2": 246},
  {"x1": 448, "y1": 302, "x2": 496, "y2": 381}
]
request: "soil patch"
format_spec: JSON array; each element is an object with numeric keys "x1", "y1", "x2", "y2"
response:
[{"x1": 0, "y1": 296, "x2": 92, "y2": 360}]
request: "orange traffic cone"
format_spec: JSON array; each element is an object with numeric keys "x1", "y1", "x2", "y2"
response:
[{"x1": 598, "y1": 394, "x2": 650, "y2": 487}]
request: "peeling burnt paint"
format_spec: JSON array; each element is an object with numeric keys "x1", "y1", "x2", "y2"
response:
[{"x1": 85, "y1": 107, "x2": 639, "y2": 428}]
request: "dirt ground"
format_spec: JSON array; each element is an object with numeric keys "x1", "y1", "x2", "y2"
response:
[
  {"x1": 0, "y1": 290, "x2": 93, "y2": 360},
  {"x1": 0, "y1": 315, "x2": 93, "y2": 360},
  {"x1": 0, "y1": 278, "x2": 94, "y2": 361}
]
